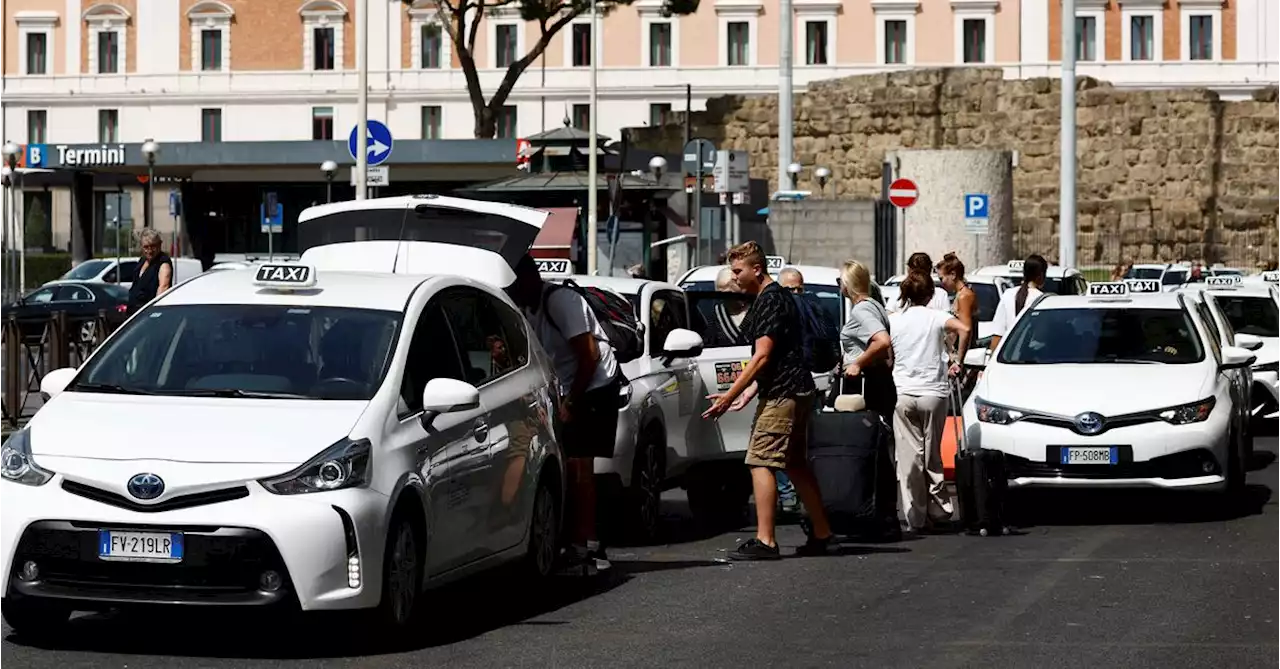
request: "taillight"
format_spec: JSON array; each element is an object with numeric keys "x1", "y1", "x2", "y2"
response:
[{"x1": 115, "y1": 305, "x2": 128, "y2": 313}]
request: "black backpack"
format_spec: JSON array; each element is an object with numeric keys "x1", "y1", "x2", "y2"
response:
[
  {"x1": 543, "y1": 280, "x2": 646, "y2": 364},
  {"x1": 791, "y1": 291, "x2": 841, "y2": 373}
]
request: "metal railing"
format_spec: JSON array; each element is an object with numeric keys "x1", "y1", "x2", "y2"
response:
[{"x1": 2, "y1": 310, "x2": 117, "y2": 428}]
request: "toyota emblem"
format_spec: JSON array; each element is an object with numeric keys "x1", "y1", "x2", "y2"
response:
[
  {"x1": 1073, "y1": 412, "x2": 1105, "y2": 436},
  {"x1": 127, "y1": 473, "x2": 165, "y2": 500}
]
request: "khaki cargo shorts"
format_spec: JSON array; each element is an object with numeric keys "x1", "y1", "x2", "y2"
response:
[{"x1": 745, "y1": 392, "x2": 815, "y2": 470}]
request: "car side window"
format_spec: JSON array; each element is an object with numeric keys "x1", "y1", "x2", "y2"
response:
[
  {"x1": 490, "y1": 298, "x2": 530, "y2": 373},
  {"x1": 54, "y1": 286, "x2": 94, "y2": 302},
  {"x1": 400, "y1": 301, "x2": 467, "y2": 415},
  {"x1": 24, "y1": 288, "x2": 55, "y2": 304},
  {"x1": 119, "y1": 261, "x2": 139, "y2": 283},
  {"x1": 649, "y1": 290, "x2": 689, "y2": 356},
  {"x1": 438, "y1": 287, "x2": 516, "y2": 387}
]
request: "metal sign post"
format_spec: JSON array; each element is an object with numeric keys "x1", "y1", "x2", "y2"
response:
[
  {"x1": 683, "y1": 138, "x2": 717, "y2": 266},
  {"x1": 963, "y1": 193, "x2": 990, "y2": 266}
]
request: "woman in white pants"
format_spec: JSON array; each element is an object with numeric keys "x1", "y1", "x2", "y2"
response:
[{"x1": 888, "y1": 272, "x2": 971, "y2": 533}]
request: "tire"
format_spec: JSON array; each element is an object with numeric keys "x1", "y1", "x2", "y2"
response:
[
  {"x1": 370, "y1": 512, "x2": 423, "y2": 638},
  {"x1": 626, "y1": 435, "x2": 665, "y2": 543},
  {"x1": 1221, "y1": 428, "x2": 1246, "y2": 507},
  {"x1": 2, "y1": 598, "x2": 71, "y2": 639},
  {"x1": 687, "y1": 465, "x2": 750, "y2": 530},
  {"x1": 521, "y1": 480, "x2": 560, "y2": 580}
]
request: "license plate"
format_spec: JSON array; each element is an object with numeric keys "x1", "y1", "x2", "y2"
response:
[
  {"x1": 97, "y1": 530, "x2": 184, "y2": 562},
  {"x1": 1059, "y1": 446, "x2": 1118, "y2": 465},
  {"x1": 714, "y1": 360, "x2": 750, "y2": 391}
]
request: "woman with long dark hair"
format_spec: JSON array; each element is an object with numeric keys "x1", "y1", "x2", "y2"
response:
[
  {"x1": 989, "y1": 254, "x2": 1048, "y2": 352},
  {"x1": 892, "y1": 252, "x2": 950, "y2": 312}
]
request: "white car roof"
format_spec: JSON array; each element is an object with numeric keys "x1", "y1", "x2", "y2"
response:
[
  {"x1": 297, "y1": 194, "x2": 549, "y2": 228},
  {"x1": 154, "y1": 264, "x2": 432, "y2": 312},
  {"x1": 1034, "y1": 292, "x2": 1186, "y2": 311},
  {"x1": 974, "y1": 264, "x2": 1081, "y2": 279},
  {"x1": 679, "y1": 264, "x2": 842, "y2": 286},
  {"x1": 565, "y1": 275, "x2": 681, "y2": 296}
]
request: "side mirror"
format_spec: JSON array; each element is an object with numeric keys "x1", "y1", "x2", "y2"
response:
[
  {"x1": 40, "y1": 368, "x2": 79, "y2": 401},
  {"x1": 963, "y1": 348, "x2": 990, "y2": 370},
  {"x1": 1219, "y1": 346, "x2": 1258, "y2": 371},
  {"x1": 419, "y1": 378, "x2": 481, "y2": 430},
  {"x1": 661, "y1": 328, "x2": 704, "y2": 362},
  {"x1": 1234, "y1": 333, "x2": 1264, "y2": 352}
]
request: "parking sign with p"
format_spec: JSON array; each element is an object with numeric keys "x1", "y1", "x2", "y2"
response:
[{"x1": 964, "y1": 193, "x2": 990, "y2": 235}]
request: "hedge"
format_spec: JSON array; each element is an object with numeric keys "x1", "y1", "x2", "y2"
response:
[{"x1": 3, "y1": 252, "x2": 73, "y2": 289}]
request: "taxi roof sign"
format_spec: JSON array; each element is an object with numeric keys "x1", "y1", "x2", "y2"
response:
[
  {"x1": 1206, "y1": 275, "x2": 1241, "y2": 288},
  {"x1": 254, "y1": 263, "x2": 316, "y2": 289},
  {"x1": 535, "y1": 258, "x2": 571, "y2": 277},
  {"x1": 1263, "y1": 271, "x2": 1279, "y2": 284},
  {"x1": 1088, "y1": 281, "x2": 1128, "y2": 297},
  {"x1": 766, "y1": 255, "x2": 786, "y2": 271},
  {"x1": 1007, "y1": 260, "x2": 1025, "y2": 272},
  {"x1": 1124, "y1": 278, "x2": 1161, "y2": 294}
]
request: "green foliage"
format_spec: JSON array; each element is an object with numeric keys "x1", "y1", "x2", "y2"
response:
[{"x1": 5, "y1": 252, "x2": 73, "y2": 288}]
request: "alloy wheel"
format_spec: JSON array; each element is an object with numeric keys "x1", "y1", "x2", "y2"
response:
[
  {"x1": 635, "y1": 442, "x2": 663, "y2": 537},
  {"x1": 386, "y1": 522, "x2": 418, "y2": 625},
  {"x1": 531, "y1": 486, "x2": 557, "y2": 576}
]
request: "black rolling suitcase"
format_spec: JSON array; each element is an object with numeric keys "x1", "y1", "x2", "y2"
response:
[
  {"x1": 806, "y1": 378, "x2": 901, "y2": 542},
  {"x1": 951, "y1": 378, "x2": 1009, "y2": 536}
]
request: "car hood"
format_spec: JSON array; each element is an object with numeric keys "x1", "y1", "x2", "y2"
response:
[
  {"x1": 28, "y1": 393, "x2": 368, "y2": 465},
  {"x1": 1251, "y1": 338, "x2": 1279, "y2": 366},
  {"x1": 978, "y1": 363, "x2": 1212, "y2": 416}
]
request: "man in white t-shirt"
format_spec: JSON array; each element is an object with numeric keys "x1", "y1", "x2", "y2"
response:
[{"x1": 508, "y1": 255, "x2": 620, "y2": 575}]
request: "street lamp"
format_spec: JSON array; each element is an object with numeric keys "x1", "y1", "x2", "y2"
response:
[
  {"x1": 648, "y1": 155, "x2": 667, "y2": 182},
  {"x1": 140, "y1": 139, "x2": 159, "y2": 229},
  {"x1": 814, "y1": 166, "x2": 831, "y2": 195},
  {"x1": 786, "y1": 162, "x2": 802, "y2": 190},
  {"x1": 321, "y1": 160, "x2": 338, "y2": 203}
]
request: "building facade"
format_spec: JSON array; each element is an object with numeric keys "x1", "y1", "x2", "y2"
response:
[{"x1": 3, "y1": 0, "x2": 1277, "y2": 146}]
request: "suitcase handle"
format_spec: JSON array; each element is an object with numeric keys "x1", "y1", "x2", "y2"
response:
[{"x1": 950, "y1": 376, "x2": 967, "y2": 454}]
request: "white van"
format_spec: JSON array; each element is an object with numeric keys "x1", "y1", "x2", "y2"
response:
[{"x1": 49, "y1": 257, "x2": 205, "y2": 289}]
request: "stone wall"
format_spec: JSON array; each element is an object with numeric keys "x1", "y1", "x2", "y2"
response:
[
  {"x1": 762, "y1": 199, "x2": 878, "y2": 269},
  {"x1": 625, "y1": 69, "x2": 1280, "y2": 268}
]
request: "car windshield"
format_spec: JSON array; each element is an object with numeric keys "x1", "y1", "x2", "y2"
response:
[
  {"x1": 72, "y1": 304, "x2": 402, "y2": 400},
  {"x1": 1213, "y1": 295, "x2": 1279, "y2": 338},
  {"x1": 1127, "y1": 268, "x2": 1165, "y2": 280},
  {"x1": 1162, "y1": 270, "x2": 1188, "y2": 286},
  {"x1": 1003, "y1": 276, "x2": 1069, "y2": 295},
  {"x1": 682, "y1": 280, "x2": 843, "y2": 334},
  {"x1": 998, "y1": 307, "x2": 1204, "y2": 365},
  {"x1": 683, "y1": 289, "x2": 756, "y2": 348},
  {"x1": 972, "y1": 283, "x2": 1000, "y2": 322},
  {"x1": 61, "y1": 259, "x2": 112, "y2": 281}
]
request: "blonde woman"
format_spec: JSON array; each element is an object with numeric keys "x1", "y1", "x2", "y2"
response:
[{"x1": 839, "y1": 260, "x2": 897, "y2": 422}]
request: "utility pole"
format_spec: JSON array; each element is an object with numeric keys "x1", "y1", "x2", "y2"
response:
[
  {"x1": 777, "y1": 0, "x2": 795, "y2": 191},
  {"x1": 586, "y1": 0, "x2": 600, "y2": 274},
  {"x1": 1059, "y1": 0, "x2": 1078, "y2": 267},
  {"x1": 355, "y1": 0, "x2": 369, "y2": 200}
]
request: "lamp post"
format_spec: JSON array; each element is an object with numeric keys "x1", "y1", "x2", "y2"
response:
[
  {"x1": 321, "y1": 160, "x2": 337, "y2": 203},
  {"x1": 2, "y1": 142, "x2": 22, "y2": 294},
  {"x1": 0, "y1": 163, "x2": 11, "y2": 302},
  {"x1": 814, "y1": 166, "x2": 831, "y2": 196},
  {"x1": 141, "y1": 139, "x2": 159, "y2": 231},
  {"x1": 786, "y1": 162, "x2": 802, "y2": 191},
  {"x1": 645, "y1": 155, "x2": 667, "y2": 274}
]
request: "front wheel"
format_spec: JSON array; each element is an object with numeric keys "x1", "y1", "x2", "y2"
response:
[
  {"x1": 370, "y1": 513, "x2": 422, "y2": 637},
  {"x1": 521, "y1": 480, "x2": 560, "y2": 580},
  {"x1": 2, "y1": 598, "x2": 71, "y2": 640},
  {"x1": 627, "y1": 437, "x2": 666, "y2": 543}
]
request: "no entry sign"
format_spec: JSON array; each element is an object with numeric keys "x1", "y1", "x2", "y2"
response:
[{"x1": 888, "y1": 178, "x2": 919, "y2": 208}]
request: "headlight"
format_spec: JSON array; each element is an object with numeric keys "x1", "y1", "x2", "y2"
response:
[
  {"x1": 1, "y1": 429, "x2": 54, "y2": 487},
  {"x1": 1157, "y1": 397, "x2": 1215, "y2": 425},
  {"x1": 975, "y1": 398, "x2": 1025, "y2": 425},
  {"x1": 259, "y1": 438, "x2": 372, "y2": 495},
  {"x1": 1252, "y1": 361, "x2": 1278, "y2": 374}
]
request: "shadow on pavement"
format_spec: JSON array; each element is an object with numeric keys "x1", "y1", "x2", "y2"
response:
[
  {"x1": 1248, "y1": 450, "x2": 1276, "y2": 471},
  {"x1": 4, "y1": 555, "x2": 731, "y2": 659},
  {"x1": 1006, "y1": 484, "x2": 1273, "y2": 528}
]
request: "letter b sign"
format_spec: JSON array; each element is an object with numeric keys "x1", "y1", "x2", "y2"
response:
[
  {"x1": 26, "y1": 144, "x2": 46, "y2": 168},
  {"x1": 964, "y1": 194, "x2": 989, "y2": 219}
]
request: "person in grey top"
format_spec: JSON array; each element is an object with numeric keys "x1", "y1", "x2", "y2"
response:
[{"x1": 839, "y1": 260, "x2": 897, "y2": 421}]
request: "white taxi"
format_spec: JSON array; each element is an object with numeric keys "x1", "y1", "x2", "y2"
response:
[
  {"x1": 674, "y1": 259, "x2": 839, "y2": 524},
  {"x1": 1, "y1": 196, "x2": 566, "y2": 639},
  {"x1": 550, "y1": 276, "x2": 706, "y2": 542},
  {"x1": 1195, "y1": 274, "x2": 1280, "y2": 425},
  {"x1": 962, "y1": 280, "x2": 1255, "y2": 496},
  {"x1": 975, "y1": 260, "x2": 1089, "y2": 296}
]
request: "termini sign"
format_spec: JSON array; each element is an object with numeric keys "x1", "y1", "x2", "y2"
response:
[{"x1": 25, "y1": 143, "x2": 128, "y2": 168}]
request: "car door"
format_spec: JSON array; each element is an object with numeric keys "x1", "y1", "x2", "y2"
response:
[
  {"x1": 16, "y1": 287, "x2": 57, "y2": 339},
  {"x1": 392, "y1": 299, "x2": 490, "y2": 576},
  {"x1": 644, "y1": 288, "x2": 694, "y2": 463},
  {"x1": 437, "y1": 286, "x2": 542, "y2": 556}
]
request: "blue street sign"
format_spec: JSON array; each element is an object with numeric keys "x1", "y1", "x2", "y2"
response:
[
  {"x1": 964, "y1": 194, "x2": 989, "y2": 219},
  {"x1": 26, "y1": 144, "x2": 46, "y2": 168},
  {"x1": 260, "y1": 202, "x2": 283, "y2": 234},
  {"x1": 347, "y1": 120, "x2": 394, "y2": 166},
  {"x1": 168, "y1": 189, "x2": 182, "y2": 217}
]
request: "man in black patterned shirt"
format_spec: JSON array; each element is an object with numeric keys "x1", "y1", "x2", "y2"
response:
[{"x1": 703, "y1": 241, "x2": 834, "y2": 560}]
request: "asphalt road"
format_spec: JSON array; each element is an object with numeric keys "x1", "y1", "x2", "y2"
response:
[{"x1": 5, "y1": 437, "x2": 1278, "y2": 669}]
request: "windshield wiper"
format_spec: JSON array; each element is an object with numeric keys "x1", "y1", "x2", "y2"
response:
[
  {"x1": 67, "y1": 382, "x2": 157, "y2": 395},
  {"x1": 1100, "y1": 357, "x2": 1164, "y2": 365},
  {"x1": 182, "y1": 388, "x2": 312, "y2": 399}
]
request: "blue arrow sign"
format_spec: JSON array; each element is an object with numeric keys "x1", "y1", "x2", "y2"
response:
[{"x1": 348, "y1": 120, "x2": 394, "y2": 166}]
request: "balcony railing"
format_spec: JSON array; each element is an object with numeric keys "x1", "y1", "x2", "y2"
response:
[{"x1": 3, "y1": 61, "x2": 1275, "y2": 101}]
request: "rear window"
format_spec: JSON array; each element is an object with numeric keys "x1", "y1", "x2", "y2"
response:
[
  {"x1": 1214, "y1": 295, "x2": 1279, "y2": 338},
  {"x1": 998, "y1": 307, "x2": 1204, "y2": 365},
  {"x1": 62, "y1": 259, "x2": 112, "y2": 281},
  {"x1": 1126, "y1": 268, "x2": 1164, "y2": 280},
  {"x1": 972, "y1": 283, "x2": 1001, "y2": 322}
]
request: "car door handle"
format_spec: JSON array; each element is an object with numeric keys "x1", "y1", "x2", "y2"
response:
[{"x1": 473, "y1": 420, "x2": 489, "y2": 443}]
